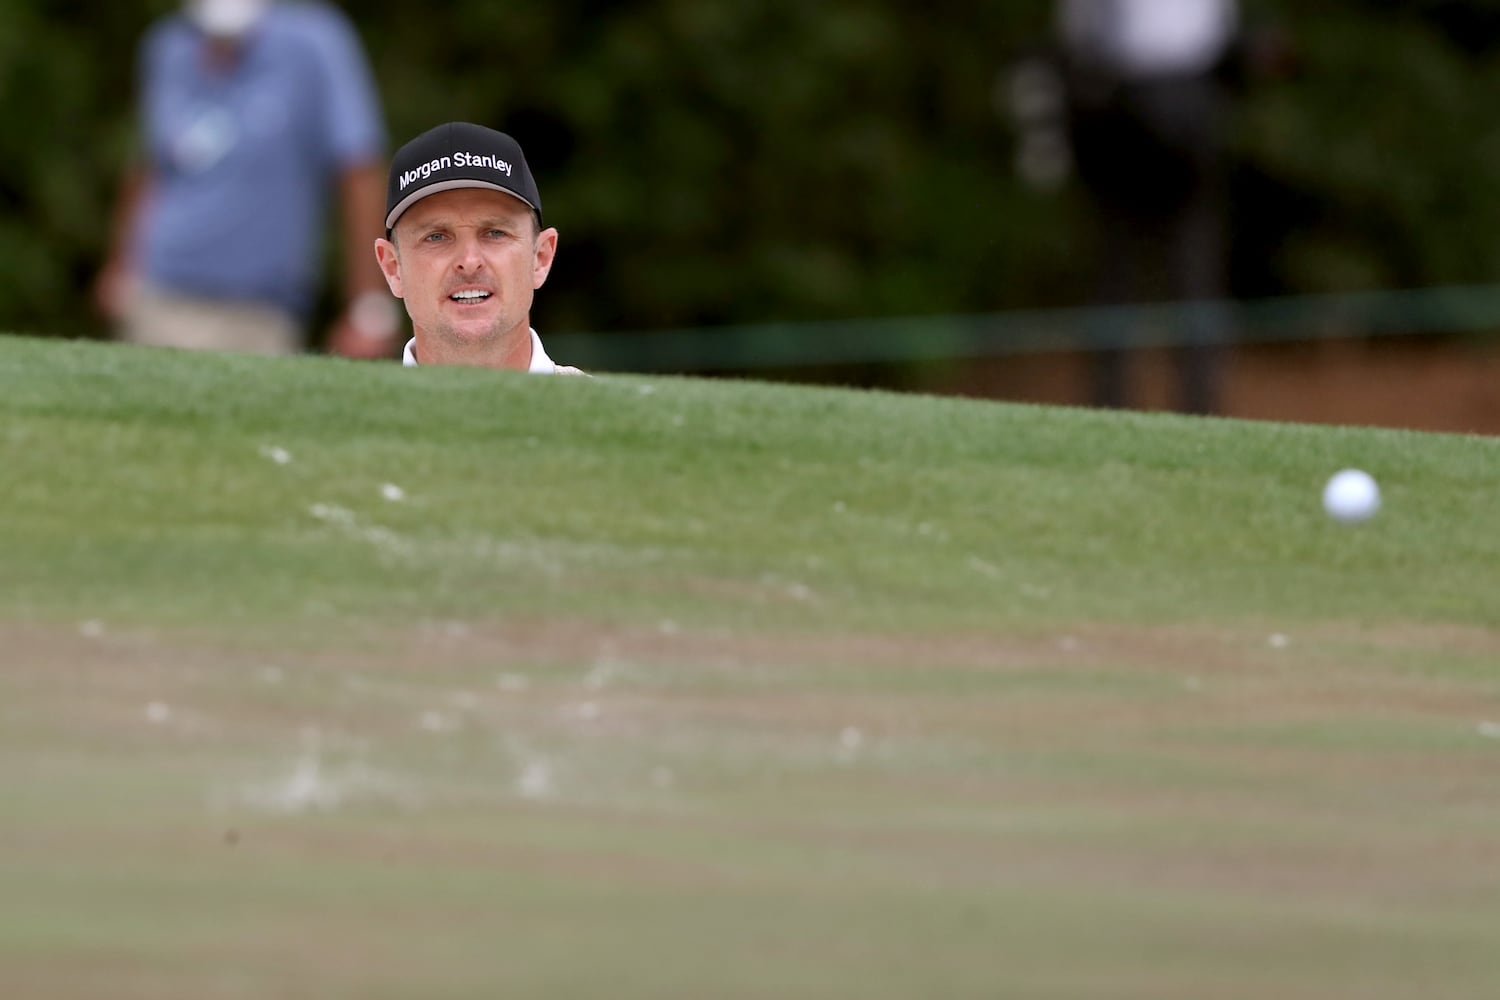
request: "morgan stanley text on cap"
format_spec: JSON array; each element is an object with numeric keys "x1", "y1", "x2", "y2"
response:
[{"x1": 384, "y1": 122, "x2": 542, "y2": 234}]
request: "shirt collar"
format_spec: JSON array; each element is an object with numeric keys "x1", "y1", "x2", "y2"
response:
[{"x1": 402, "y1": 328, "x2": 557, "y2": 373}]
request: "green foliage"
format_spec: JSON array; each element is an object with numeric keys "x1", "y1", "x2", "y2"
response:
[
  {"x1": 1239, "y1": 4, "x2": 1500, "y2": 293},
  {"x1": 0, "y1": 2, "x2": 164, "y2": 337},
  {"x1": 5, "y1": 1, "x2": 1500, "y2": 345},
  {"x1": 364, "y1": 0, "x2": 1053, "y2": 332}
]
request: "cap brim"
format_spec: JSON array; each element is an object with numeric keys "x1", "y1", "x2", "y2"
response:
[{"x1": 385, "y1": 180, "x2": 538, "y2": 232}]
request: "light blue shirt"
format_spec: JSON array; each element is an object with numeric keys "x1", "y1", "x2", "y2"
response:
[{"x1": 132, "y1": 2, "x2": 385, "y2": 319}]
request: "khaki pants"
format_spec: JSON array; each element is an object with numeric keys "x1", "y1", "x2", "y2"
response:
[{"x1": 121, "y1": 284, "x2": 302, "y2": 355}]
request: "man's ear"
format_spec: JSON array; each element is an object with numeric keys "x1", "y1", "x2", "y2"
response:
[
  {"x1": 374, "y1": 237, "x2": 404, "y2": 298},
  {"x1": 533, "y1": 227, "x2": 558, "y2": 290}
]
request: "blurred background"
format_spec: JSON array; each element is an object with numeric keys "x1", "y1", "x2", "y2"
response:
[{"x1": 5, "y1": 0, "x2": 1500, "y2": 431}]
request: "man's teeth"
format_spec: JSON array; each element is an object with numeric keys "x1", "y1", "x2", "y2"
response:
[{"x1": 451, "y1": 290, "x2": 490, "y2": 300}]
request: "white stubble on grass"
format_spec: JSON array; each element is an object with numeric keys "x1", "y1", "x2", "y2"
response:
[
  {"x1": 308, "y1": 502, "x2": 410, "y2": 559},
  {"x1": 418, "y1": 709, "x2": 460, "y2": 734},
  {"x1": 496, "y1": 672, "x2": 530, "y2": 693},
  {"x1": 835, "y1": 726, "x2": 864, "y2": 765},
  {"x1": 517, "y1": 758, "x2": 555, "y2": 800},
  {"x1": 582, "y1": 664, "x2": 615, "y2": 691},
  {"x1": 566, "y1": 701, "x2": 602, "y2": 723},
  {"x1": 232, "y1": 728, "x2": 415, "y2": 815},
  {"x1": 269, "y1": 754, "x2": 340, "y2": 813},
  {"x1": 309, "y1": 503, "x2": 355, "y2": 526},
  {"x1": 967, "y1": 556, "x2": 1002, "y2": 579}
]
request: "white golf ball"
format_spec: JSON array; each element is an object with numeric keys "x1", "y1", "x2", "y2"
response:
[{"x1": 1322, "y1": 468, "x2": 1380, "y2": 522}]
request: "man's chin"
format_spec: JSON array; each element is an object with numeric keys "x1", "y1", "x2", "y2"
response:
[{"x1": 435, "y1": 319, "x2": 506, "y2": 345}]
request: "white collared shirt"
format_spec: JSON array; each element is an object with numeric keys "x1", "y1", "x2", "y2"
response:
[{"x1": 402, "y1": 328, "x2": 586, "y2": 375}]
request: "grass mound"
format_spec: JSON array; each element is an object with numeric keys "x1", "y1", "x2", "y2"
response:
[
  {"x1": 3, "y1": 335, "x2": 1499, "y2": 999},
  {"x1": 3, "y1": 335, "x2": 1497, "y2": 632}
]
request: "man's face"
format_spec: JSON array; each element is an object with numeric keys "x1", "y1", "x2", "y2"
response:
[
  {"x1": 184, "y1": 0, "x2": 270, "y2": 37},
  {"x1": 375, "y1": 188, "x2": 556, "y2": 358}
]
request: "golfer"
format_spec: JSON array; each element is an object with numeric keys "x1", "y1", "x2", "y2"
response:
[{"x1": 375, "y1": 122, "x2": 584, "y2": 373}]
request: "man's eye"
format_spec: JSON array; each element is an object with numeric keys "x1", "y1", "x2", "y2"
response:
[
  {"x1": 423, "y1": 232, "x2": 447, "y2": 242},
  {"x1": 485, "y1": 228, "x2": 507, "y2": 239}
]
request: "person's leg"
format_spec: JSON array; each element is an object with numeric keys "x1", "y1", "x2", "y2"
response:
[
  {"x1": 1071, "y1": 102, "x2": 1147, "y2": 410},
  {"x1": 1174, "y1": 190, "x2": 1230, "y2": 415},
  {"x1": 1087, "y1": 250, "x2": 1133, "y2": 410},
  {"x1": 1088, "y1": 172, "x2": 1173, "y2": 411},
  {"x1": 1172, "y1": 96, "x2": 1231, "y2": 416},
  {"x1": 1139, "y1": 75, "x2": 1232, "y2": 415},
  {"x1": 121, "y1": 284, "x2": 301, "y2": 355}
]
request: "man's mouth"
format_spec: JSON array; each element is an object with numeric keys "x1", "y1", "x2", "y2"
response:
[{"x1": 449, "y1": 289, "x2": 492, "y2": 303}]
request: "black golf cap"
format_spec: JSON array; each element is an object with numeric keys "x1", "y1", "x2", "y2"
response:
[{"x1": 384, "y1": 122, "x2": 542, "y2": 234}]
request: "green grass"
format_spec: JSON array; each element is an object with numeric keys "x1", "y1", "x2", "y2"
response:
[
  {"x1": 3, "y1": 334, "x2": 1500, "y2": 999},
  {"x1": 4, "y1": 335, "x2": 1499, "y2": 632}
]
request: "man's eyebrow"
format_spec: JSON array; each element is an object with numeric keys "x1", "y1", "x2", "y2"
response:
[{"x1": 415, "y1": 216, "x2": 520, "y2": 231}]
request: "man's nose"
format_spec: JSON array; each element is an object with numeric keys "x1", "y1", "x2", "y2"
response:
[{"x1": 453, "y1": 234, "x2": 485, "y2": 271}]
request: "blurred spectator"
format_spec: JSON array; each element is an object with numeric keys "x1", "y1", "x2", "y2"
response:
[
  {"x1": 95, "y1": 0, "x2": 398, "y2": 359},
  {"x1": 1056, "y1": 0, "x2": 1241, "y2": 414}
]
